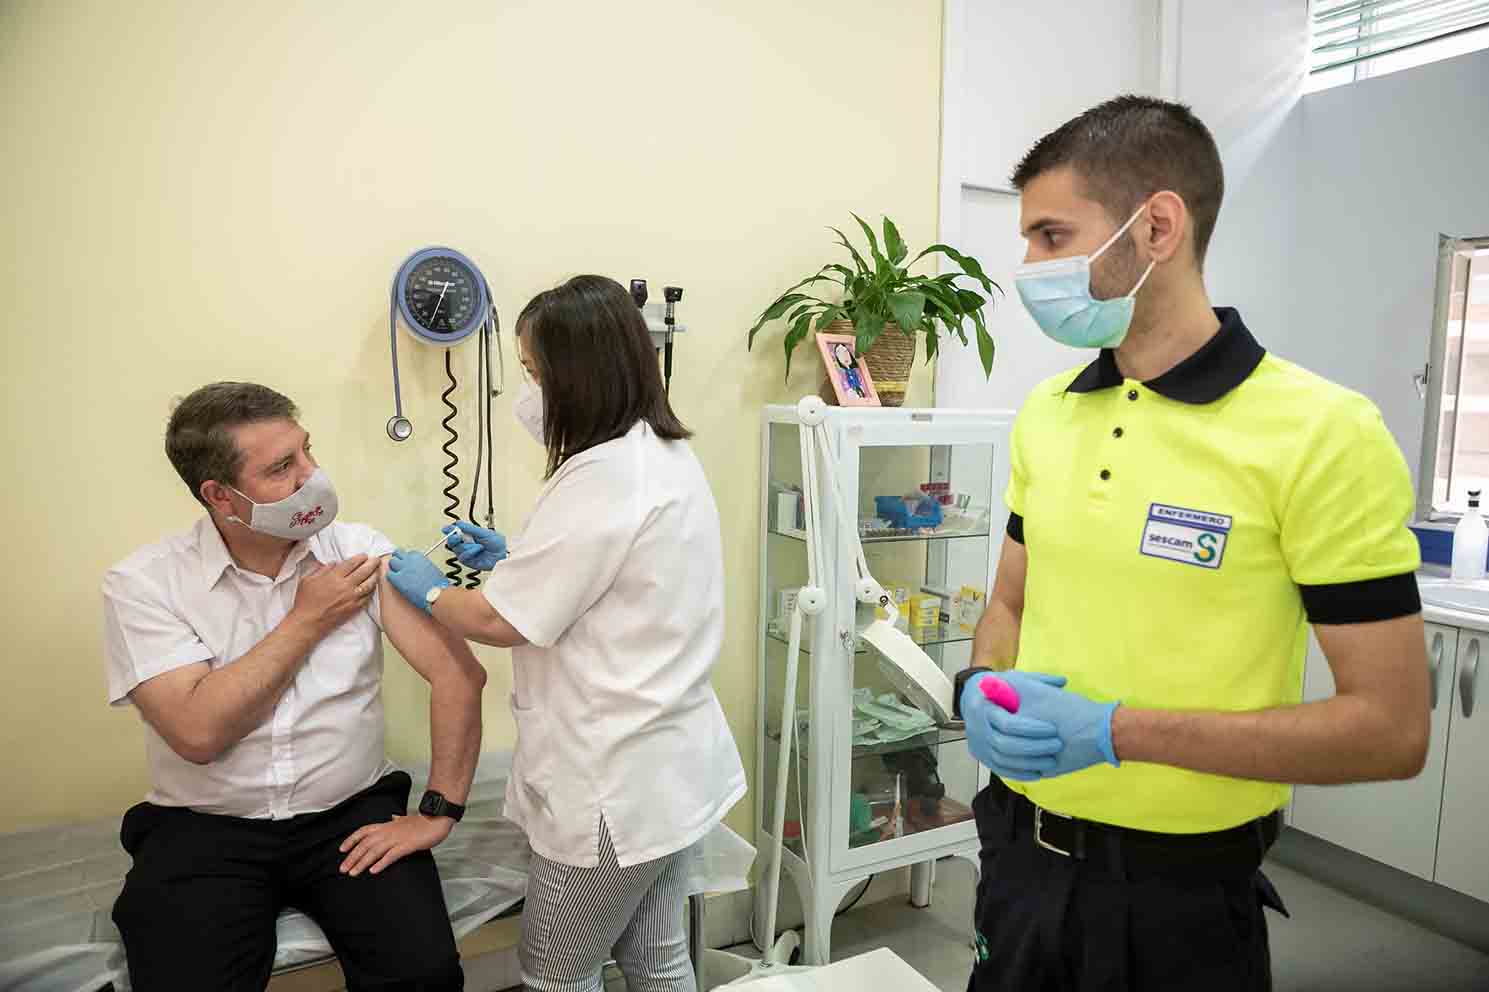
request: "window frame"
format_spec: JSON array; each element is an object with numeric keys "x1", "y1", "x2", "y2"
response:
[{"x1": 1418, "y1": 234, "x2": 1489, "y2": 521}]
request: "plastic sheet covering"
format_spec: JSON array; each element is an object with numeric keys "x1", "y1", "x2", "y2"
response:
[
  {"x1": 0, "y1": 751, "x2": 754, "y2": 992},
  {"x1": 0, "y1": 754, "x2": 529, "y2": 992}
]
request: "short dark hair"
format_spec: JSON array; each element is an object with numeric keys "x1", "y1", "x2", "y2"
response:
[
  {"x1": 166, "y1": 382, "x2": 299, "y2": 507},
  {"x1": 1011, "y1": 95, "x2": 1224, "y2": 264},
  {"x1": 517, "y1": 275, "x2": 691, "y2": 478}
]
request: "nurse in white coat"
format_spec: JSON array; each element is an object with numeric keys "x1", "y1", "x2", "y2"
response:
[{"x1": 385, "y1": 274, "x2": 747, "y2": 992}]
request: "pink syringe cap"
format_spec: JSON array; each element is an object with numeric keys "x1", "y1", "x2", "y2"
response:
[{"x1": 979, "y1": 675, "x2": 1020, "y2": 713}]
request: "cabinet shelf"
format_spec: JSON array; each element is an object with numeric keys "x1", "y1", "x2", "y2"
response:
[
  {"x1": 765, "y1": 624, "x2": 973, "y2": 656},
  {"x1": 766, "y1": 724, "x2": 969, "y2": 761},
  {"x1": 770, "y1": 527, "x2": 991, "y2": 545}
]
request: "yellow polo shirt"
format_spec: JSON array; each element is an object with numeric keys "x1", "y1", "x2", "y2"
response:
[{"x1": 1003, "y1": 308, "x2": 1421, "y2": 833}]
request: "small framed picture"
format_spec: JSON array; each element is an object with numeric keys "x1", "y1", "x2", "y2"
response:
[{"x1": 816, "y1": 334, "x2": 880, "y2": 407}]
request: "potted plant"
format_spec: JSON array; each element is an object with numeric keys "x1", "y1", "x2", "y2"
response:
[{"x1": 746, "y1": 214, "x2": 999, "y2": 406}]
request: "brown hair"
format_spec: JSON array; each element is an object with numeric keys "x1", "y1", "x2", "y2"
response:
[
  {"x1": 166, "y1": 382, "x2": 299, "y2": 506},
  {"x1": 1012, "y1": 94, "x2": 1225, "y2": 266},
  {"x1": 517, "y1": 275, "x2": 691, "y2": 478}
]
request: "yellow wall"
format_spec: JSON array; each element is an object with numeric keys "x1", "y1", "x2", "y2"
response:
[{"x1": 0, "y1": 1, "x2": 941, "y2": 835}]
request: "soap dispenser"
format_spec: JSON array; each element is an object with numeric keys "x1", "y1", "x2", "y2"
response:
[{"x1": 1451, "y1": 489, "x2": 1489, "y2": 580}]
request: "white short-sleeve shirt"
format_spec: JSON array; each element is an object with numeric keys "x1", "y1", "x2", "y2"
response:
[
  {"x1": 102, "y1": 518, "x2": 396, "y2": 819},
  {"x1": 483, "y1": 422, "x2": 747, "y2": 868}
]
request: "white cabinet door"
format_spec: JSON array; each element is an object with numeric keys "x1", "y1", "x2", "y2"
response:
[
  {"x1": 1290, "y1": 624, "x2": 1456, "y2": 880},
  {"x1": 1435, "y1": 629, "x2": 1489, "y2": 903}
]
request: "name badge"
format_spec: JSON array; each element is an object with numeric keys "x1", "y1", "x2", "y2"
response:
[{"x1": 1140, "y1": 503, "x2": 1231, "y2": 569}]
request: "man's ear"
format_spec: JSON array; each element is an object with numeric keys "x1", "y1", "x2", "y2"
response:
[
  {"x1": 1143, "y1": 190, "x2": 1190, "y2": 265},
  {"x1": 201, "y1": 479, "x2": 235, "y2": 517}
]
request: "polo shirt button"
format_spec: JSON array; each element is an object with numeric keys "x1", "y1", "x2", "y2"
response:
[
  {"x1": 1127, "y1": 389, "x2": 1139, "y2": 401},
  {"x1": 1100, "y1": 469, "x2": 1111, "y2": 481},
  {"x1": 1113, "y1": 427, "x2": 1124, "y2": 438}
]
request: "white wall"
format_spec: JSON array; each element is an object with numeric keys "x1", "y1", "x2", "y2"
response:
[
  {"x1": 1208, "y1": 47, "x2": 1489, "y2": 482},
  {"x1": 936, "y1": 0, "x2": 1161, "y2": 412},
  {"x1": 959, "y1": 2, "x2": 1160, "y2": 190},
  {"x1": 1181, "y1": 1, "x2": 1309, "y2": 386},
  {"x1": 1175, "y1": 1, "x2": 1309, "y2": 190}
]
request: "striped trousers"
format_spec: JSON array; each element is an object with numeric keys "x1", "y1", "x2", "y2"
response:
[{"x1": 519, "y1": 820, "x2": 695, "y2": 992}]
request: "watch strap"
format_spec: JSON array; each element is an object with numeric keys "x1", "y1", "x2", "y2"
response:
[
  {"x1": 419, "y1": 789, "x2": 465, "y2": 822},
  {"x1": 952, "y1": 666, "x2": 995, "y2": 721}
]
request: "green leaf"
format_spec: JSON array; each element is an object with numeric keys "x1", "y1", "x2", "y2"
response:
[
  {"x1": 955, "y1": 288, "x2": 986, "y2": 312},
  {"x1": 958, "y1": 298, "x2": 993, "y2": 376},
  {"x1": 747, "y1": 292, "x2": 815, "y2": 349},
  {"x1": 782, "y1": 310, "x2": 817, "y2": 382},
  {"x1": 911, "y1": 243, "x2": 998, "y2": 294},
  {"x1": 925, "y1": 326, "x2": 940, "y2": 361},
  {"x1": 829, "y1": 227, "x2": 871, "y2": 275},
  {"x1": 762, "y1": 292, "x2": 811, "y2": 321},
  {"x1": 888, "y1": 291, "x2": 927, "y2": 334},
  {"x1": 921, "y1": 290, "x2": 968, "y2": 345},
  {"x1": 853, "y1": 304, "x2": 882, "y2": 356},
  {"x1": 823, "y1": 263, "x2": 856, "y2": 284},
  {"x1": 918, "y1": 283, "x2": 957, "y2": 315},
  {"x1": 815, "y1": 304, "x2": 842, "y2": 331},
  {"x1": 883, "y1": 217, "x2": 908, "y2": 265},
  {"x1": 786, "y1": 302, "x2": 818, "y2": 325},
  {"x1": 975, "y1": 322, "x2": 996, "y2": 378},
  {"x1": 851, "y1": 213, "x2": 885, "y2": 268}
]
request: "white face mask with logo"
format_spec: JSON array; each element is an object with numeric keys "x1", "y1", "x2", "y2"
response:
[{"x1": 226, "y1": 468, "x2": 339, "y2": 540}]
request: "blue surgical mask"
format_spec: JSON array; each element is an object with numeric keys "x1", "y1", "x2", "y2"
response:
[{"x1": 1014, "y1": 204, "x2": 1155, "y2": 349}]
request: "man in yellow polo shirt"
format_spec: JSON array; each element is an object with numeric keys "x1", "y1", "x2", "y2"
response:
[{"x1": 957, "y1": 96, "x2": 1430, "y2": 992}]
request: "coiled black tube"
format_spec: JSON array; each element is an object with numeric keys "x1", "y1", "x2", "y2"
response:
[{"x1": 439, "y1": 351, "x2": 463, "y2": 584}]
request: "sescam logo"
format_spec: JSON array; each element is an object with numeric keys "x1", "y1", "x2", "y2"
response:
[{"x1": 1140, "y1": 503, "x2": 1230, "y2": 569}]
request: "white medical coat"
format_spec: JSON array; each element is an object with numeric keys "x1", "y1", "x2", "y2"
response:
[{"x1": 482, "y1": 421, "x2": 747, "y2": 868}]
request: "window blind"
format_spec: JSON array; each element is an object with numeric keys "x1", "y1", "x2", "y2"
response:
[{"x1": 1310, "y1": 0, "x2": 1489, "y2": 74}]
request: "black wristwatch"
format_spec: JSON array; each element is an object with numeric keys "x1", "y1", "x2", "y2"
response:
[
  {"x1": 952, "y1": 666, "x2": 995, "y2": 721},
  {"x1": 418, "y1": 790, "x2": 466, "y2": 823}
]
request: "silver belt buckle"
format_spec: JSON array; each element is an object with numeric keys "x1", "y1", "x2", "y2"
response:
[{"x1": 1034, "y1": 806, "x2": 1074, "y2": 857}]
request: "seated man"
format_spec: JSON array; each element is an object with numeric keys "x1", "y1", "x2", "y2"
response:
[{"x1": 102, "y1": 381, "x2": 486, "y2": 991}]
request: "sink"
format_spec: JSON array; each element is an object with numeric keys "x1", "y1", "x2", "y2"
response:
[{"x1": 1418, "y1": 578, "x2": 1489, "y2": 615}]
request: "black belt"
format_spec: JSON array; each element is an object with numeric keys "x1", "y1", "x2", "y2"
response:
[{"x1": 977, "y1": 779, "x2": 1281, "y2": 881}]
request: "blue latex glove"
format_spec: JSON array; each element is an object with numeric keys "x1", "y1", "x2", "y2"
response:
[
  {"x1": 961, "y1": 674, "x2": 1064, "y2": 782},
  {"x1": 442, "y1": 521, "x2": 508, "y2": 572},
  {"x1": 386, "y1": 550, "x2": 451, "y2": 614},
  {"x1": 993, "y1": 671, "x2": 1121, "y2": 778}
]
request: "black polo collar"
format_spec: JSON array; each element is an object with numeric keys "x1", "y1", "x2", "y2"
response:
[{"x1": 1065, "y1": 307, "x2": 1266, "y2": 405}]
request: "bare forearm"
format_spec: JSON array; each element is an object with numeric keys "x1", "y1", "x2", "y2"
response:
[
  {"x1": 424, "y1": 669, "x2": 484, "y2": 806},
  {"x1": 431, "y1": 587, "x2": 524, "y2": 647},
  {"x1": 972, "y1": 599, "x2": 1021, "y2": 671},
  {"x1": 1111, "y1": 694, "x2": 1427, "y2": 785},
  {"x1": 377, "y1": 569, "x2": 490, "y2": 806},
  {"x1": 185, "y1": 613, "x2": 324, "y2": 755}
]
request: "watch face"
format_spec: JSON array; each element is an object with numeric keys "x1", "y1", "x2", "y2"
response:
[
  {"x1": 420, "y1": 793, "x2": 442, "y2": 816},
  {"x1": 404, "y1": 256, "x2": 480, "y2": 337}
]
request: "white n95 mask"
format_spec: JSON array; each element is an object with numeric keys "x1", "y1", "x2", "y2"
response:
[
  {"x1": 227, "y1": 468, "x2": 339, "y2": 540},
  {"x1": 513, "y1": 379, "x2": 545, "y2": 445},
  {"x1": 1014, "y1": 203, "x2": 1156, "y2": 350}
]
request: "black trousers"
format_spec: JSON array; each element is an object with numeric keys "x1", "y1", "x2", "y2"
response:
[
  {"x1": 112, "y1": 771, "x2": 463, "y2": 992},
  {"x1": 968, "y1": 779, "x2": 1286, "y2": 992}
]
